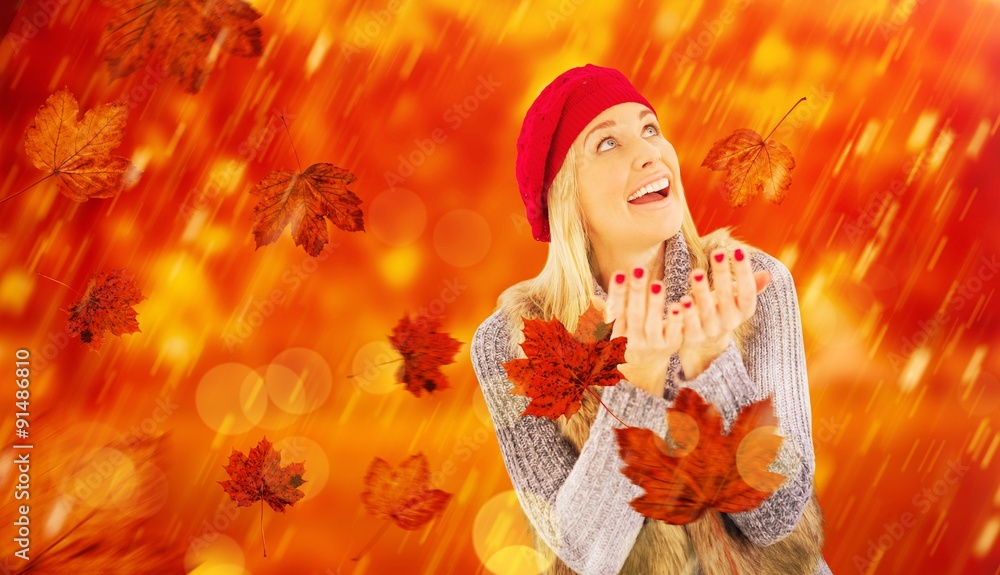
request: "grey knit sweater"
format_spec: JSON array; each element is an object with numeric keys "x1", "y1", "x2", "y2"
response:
[{"x1": 471, "y1": 232, "x2": 833, "y2": 575}]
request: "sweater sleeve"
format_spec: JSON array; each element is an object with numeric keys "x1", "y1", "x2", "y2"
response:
[
  {"x1": 674, "y1": 250, "x2": 817, "y2": 547},
  {"x1": 471, "y1": 310, "x2": 674, "y2": 575}
]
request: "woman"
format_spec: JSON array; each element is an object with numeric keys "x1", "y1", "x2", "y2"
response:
[{"x1": 471, "y1": 64, "x2": 832, "y2": 575}]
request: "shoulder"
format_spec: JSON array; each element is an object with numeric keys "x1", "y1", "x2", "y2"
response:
[
  {"x1": 748, "y1": 249, "x2": 796, "y2": 299},
  {"x1": 746, "y1": 249, "x2": 801, "y2": 333},
  {"x1": 471, "y1": 309, "x2": 514, "y2": 362}
]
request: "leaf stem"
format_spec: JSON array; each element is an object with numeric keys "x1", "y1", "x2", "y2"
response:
[
  {"x1": 351, "y1": 520, "x2": 391, "y2": 561},
  {"x1": 762, "y1": 97, "x2": 807, "y2": 142},
  {"x1": 35, "y1": 271, "x2": 86, "y2": 297},
  {"x1": 347, "y1": 357, "x2": 403, "y2": 379},
  {"x1": 261, "y1": 498, "x2": 267, "y2": 557},
  {"x1": 0, "y1": 173, "x2": 55, "y2": 205},
  {"x1": 712, "y1": 512, "x2": 740, "y2": 575},
  {"x1": 586, "y1": 387, "x2": 630, "y2": 427},
  {"x1": 279, "y1": 114, "x2": 302, "y2": 173}
]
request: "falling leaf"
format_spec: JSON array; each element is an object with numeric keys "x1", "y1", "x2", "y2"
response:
[
  {"x1": 249, "y1": 163, "x2": 365, "y2": 256},
  {"x1": 66, "y1": 267, "x2": 146, "y2": 350},
  {"x1": 501, "y1": 301, "x2": 627, "y2": 420},
  {"x1": 388, "y1": 312, "x2": 462, "y2": 397},
  {"x1": 22, "y1": 87, "x2": 136, "y2": 202},
  {"x1": 0, "y1": 422, "x2": 184, "y2": 573},
  {"x1": 614, "y1": 387, "x2": 788, "y2": 524},
  {"x1": 701, "y1": 98, "x2": 805, "y2": 208},
  {"x1": 219, "y1": 436, "x2": 306, "y2": 556},
  {"x1": 99, "y1": 0, "x2": 263, "y2": 93}
]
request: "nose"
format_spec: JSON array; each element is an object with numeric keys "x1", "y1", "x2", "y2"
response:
[{"x1": 633, "y1": 137, "x2": 661, "y2": 170}]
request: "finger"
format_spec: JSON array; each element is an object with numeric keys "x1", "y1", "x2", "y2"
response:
[
  {"x1": 626, "y1": 266, "x2": 649, "y2": 339},
  {"x1": 690, "y1": 267, "x2": 720, "y2": 338},
  {"x1": 645, "y1": 280, "x2": 667, "y2": 342},
  {"x1": 754, "y1": 270, "x2": 773, "y2": 295},
  {"x1": 733, "y1": 248, "x2": 756, "y2": 316},
  {"x1": 681, "y1": 295, "x2": 705, "y2": 342},
  {"x1": 606, "y1": 271, "x2": 627, "y2": 335},
  {"x1": 664, "y1": 302, "x2": 683, "y2": 350},
  {"x1": 711, "y1": 249, "x2": 740, "y2": 329}
]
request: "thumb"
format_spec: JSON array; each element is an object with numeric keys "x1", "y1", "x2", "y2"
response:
[{"x1": 754, "y1": 270, "x2": 773, "y2": 295}]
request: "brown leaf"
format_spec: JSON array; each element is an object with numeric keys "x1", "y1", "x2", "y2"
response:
[
  {"x1": 701, "y1": 128, "x2": 795, "y2": 208},
  {"x1": 249, "y1": 163, "x2": 365, "y2": 256},
  {"x1": 66, "y1": 267, "x2": 146, "y2": 350},
  {"x1": 360, "y1": 453, "x2": 452, "y2": 530},
  {"x1": 99, "y1": 0, "x2": 263, "y2": 93},
  {"x1": 388, "y1": 313, "x2": 462, "y2": 397},
  {"x1": 614, "y1": 387, "x2": 787, "y2": 524},
  {"x1": 23, "y1": 87, "x2": 136, "y2": 201},
  {"x1": 502, "y1": 301, "x2": 627, "y2": 420}
]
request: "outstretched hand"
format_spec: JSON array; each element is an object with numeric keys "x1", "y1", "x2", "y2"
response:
[{"x1": 592, "y1": 247, "x2": 772, "y2": 395}]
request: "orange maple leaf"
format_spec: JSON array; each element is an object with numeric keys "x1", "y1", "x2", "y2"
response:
[
  {"x1": 23, "y1": 87, "x2": 137, "y2": 202},
  {"x1": 501, "y1": 301, "x2": 627, "y2": 420},
  {"x1": 99, "y1": 0, "x2": 263, "y2": 93},
  {"x1": 388, "y1": 313, "x2": 462, "y2": 397},
  {"x1": 249, "y1": 163, "x2": 365, "y2": 256},
  {"x1": 66, "y1": 268, "x2": 146, "y2": 350},
  {"x1": 701, "y1": 98, "x2": 805, "y2": 208},
  {"x1": 614, "y1": 387, "x2": 787, "y2": 524},
  {"x1": 219, "y1": 436, "x2": 306, "y2": 557}
]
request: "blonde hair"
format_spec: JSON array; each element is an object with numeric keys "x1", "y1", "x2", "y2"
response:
[{"x1": 496, "y1": 146, "x2": 758, "y2": 362}]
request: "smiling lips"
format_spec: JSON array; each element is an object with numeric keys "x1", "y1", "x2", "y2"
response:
[{"x1": 627, "y1": 176, "x2": 671, "y2": 205}]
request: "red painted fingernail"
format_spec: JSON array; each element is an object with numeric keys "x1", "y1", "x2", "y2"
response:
[
  {"x1": 734, "y1": 248, "x2": 744, "y2": 262},
  {"x1": 714, "y1": 252, "x2": 725, "y2": 263},
  {"x1": 671, "y1": 308, "x2": 680, "y2": 315},
  {"x1": 693, "y1": 272, "x2": 704, "y2": 282},
  {"x1": 683, "y1": 300, "x2": 692, "y2": 308},
  {"x1": 633, "y1": 267, "x2": 644, "y2": 279},
  {"x1": 615, "y1": 273, "x2": 626, "y2": 284},
  {"x1": 651, "y1": 283, "x2": 662, "y2": 294}
]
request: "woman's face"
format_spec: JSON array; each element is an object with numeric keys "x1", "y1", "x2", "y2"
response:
[{"x1": 572, "y1": 102, "x2": 684, "y2": 251}]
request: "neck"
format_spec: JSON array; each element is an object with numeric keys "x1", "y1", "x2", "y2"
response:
[{"x1": 591, "y1": 239, "x2": 666, "y2": 294}]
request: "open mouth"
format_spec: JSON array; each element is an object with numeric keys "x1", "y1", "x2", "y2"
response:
[{"x1": 627, "y1": 178, "x2": 671, "y2": 205}]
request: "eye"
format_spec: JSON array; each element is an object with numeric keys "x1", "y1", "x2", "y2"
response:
[{"x1": 596, "y1": 123, "x2": 662, "y2": 153}]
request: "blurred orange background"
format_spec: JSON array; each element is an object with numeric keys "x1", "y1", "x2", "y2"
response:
[{"x1": 0, "y1": 0, "x2": 998, "y2": 573}]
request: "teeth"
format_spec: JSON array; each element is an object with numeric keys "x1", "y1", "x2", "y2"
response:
[{"x1": 627, "y1": 178, "x2": 670, "y2": 202}]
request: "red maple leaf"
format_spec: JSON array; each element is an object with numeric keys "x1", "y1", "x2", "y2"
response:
[
  {"x1": 388, "y1": 313, "x2": 462, "y2": 397},
  {"x1": 614, "y1": 387, "x2": 787, "y2": 525},
  {"x1": 249, "y1": 163, "x2": 365, "y2": 256},
  {"x1": 219, "y1": 436, "x2": 306, "y2": 556},
  {"x1": 99, "y1": 0, "x2": 264, "y2": 93},
  {"x1": 66, "y1": 268, "x2": 146, "y2": 350},
  {"x1": 354, "y1": 453, "x2": 452, "y2": 560},
  {"x1": 501, "y1": 301, "x2": 627, "y2": 420}
]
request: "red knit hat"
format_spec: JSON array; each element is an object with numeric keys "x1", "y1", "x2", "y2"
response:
[{"x1": 515, "y1": 64, "x2": 656, "y2": 242}]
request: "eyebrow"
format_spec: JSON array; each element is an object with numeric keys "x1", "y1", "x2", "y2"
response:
[{"x1": 584, "y1": 108, "x2": 656, "y2": 147}]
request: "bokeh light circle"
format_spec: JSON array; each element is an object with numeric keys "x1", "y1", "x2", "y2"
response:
[
  {"x1": 736, "y1": 425, "x2": 794, "y2": 492},
  {"x1": 195, "y1": 363, "x2": 268, "y2": 435},
  {"x1": 433, "y1": 209, "x2": 492, "y2": 267},
  {"x1": 368, "y1": 187, "x2": 428, "y2": 246},
  {"x1": 117, "y1": 460, "x2": 169, "y2": 518},
  {"x1": 62, "y1": 448, "x2": 137, "y2": 510},
  {"x1": 663, "y1": 411, "x2": 700, "y2": 457},
  {"x1": 473, "y1": 489, "x2": 555, "y2": 575},
  {"x1": 184, "y1": 533, "x2": 245, "y2": 574},
  {"x1": 265, "y1": 347, "x2": 333, "y2": 414},
  {"x1": 350, "y1": 340, "x2": 402, "y2": 395},
  {"x1": 273, "y1": 436, "x2": 329, "y2": 502}
]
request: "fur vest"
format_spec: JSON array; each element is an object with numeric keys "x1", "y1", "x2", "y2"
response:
[{"x1": 521, "y1": 232, "x2": 828, "y2": 575}]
